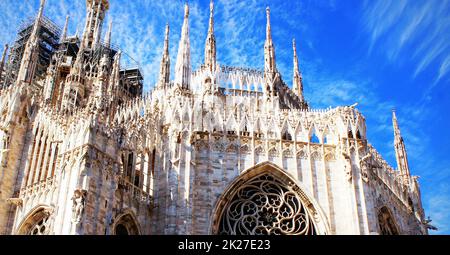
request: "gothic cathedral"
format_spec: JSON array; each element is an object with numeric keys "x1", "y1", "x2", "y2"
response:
[{"x1": 0, "y1": 0, "x2": 428, "y2": 235}]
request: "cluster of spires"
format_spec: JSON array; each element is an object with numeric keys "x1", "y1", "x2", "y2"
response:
[
  {"x1": 159, "y1": 1, "x2": 411, "y2": 181},
  {"x1": 0, "y1": 0, "x2": 411, "y2": 179},
  {"x1": 157, "y1": 1, "x2": 305, "y2": 103}
]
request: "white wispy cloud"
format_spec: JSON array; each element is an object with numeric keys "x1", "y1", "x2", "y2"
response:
[
  {"x1": 216, "y1": 0, "x2": 264, "y2": 68},
  {"x1": 361, "y1": 0, "x2": 450, "y2": 86},
  {"x1": 437, "y1": 55, "x2": 450, "y2": 82}
]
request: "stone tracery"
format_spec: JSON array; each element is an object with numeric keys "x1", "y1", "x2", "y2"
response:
[
  {"x1": 218, "y1": 173, "x2": 317, "y2": 235},
  {"x1": 17, "y1": 207, "x2": 53, "y2": 235}
]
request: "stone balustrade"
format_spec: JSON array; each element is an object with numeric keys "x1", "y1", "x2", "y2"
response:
[
  {"x1": 20, "y1": 176, "x2": 57, "y2": 198},
  {"x1": 118, "y1": 177, "x2": 153, "y2": 206}
]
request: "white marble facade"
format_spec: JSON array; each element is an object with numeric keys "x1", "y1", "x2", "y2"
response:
[{"x1": 0, "y1": 0, "x2": 427, "y2": 235}]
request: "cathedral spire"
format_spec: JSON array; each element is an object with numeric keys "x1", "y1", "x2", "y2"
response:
[
  {"x1": 16, "y1": 0, "x2": 46, "y2": 84},
  {"x1": 266, "y1": 6, "x2": 272, "y2": 42},
  {"x1": 174, "y1": 3, "x2": 191, "y2": 90},
  {"x1": 264, "y1": 7, "x2": 276, "y2": 76},
  {"x1": 208, "y1": 0, "x2": 215, "y2": 35},
  {"x1": 105, "y1": 20, "x2": 113, "y2": 48},
  {"x1": 92, "y1": 2, "x2": 103, "y2": 49},
  {"x1": 292, "y1": 39, "x2": 304, "y2": 102},
  {"x1": 264, "y1": 6, "x2": 277, "y2": 95},
  {"x1": 158, "y1": 23, "x2": 170, "y2": 87},
  {"x1": 204, "y1": 0, "x2": 216, "y2": 72},
  {"x1": 61, "y1": 15, "x2": 69, "y2": 43},
  {"x1": 392, "y1": 109, "x2": 411, "y2": 184},
  {"x1": 81, "y1": 0, "x2": 109, "y2": 49}
]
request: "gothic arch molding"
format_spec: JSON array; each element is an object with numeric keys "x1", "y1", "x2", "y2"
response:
[
  {"x1": 15, "y1": 204, "x2": 54, "y2": 235},
  {"x1": 210, "y1": 161, "x2": 330, "y2": 235},
  {"x1": 112, "y1": 209, "x2": 141, "y2": 235}
]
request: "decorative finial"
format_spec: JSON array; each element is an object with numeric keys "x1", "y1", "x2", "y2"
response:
[
  {"x1": 175, "y1": 1, "x2": 192, "y2": 89},
  {"x1": 205, "y1": 0, "x2": 217, "y2": 72},
  {"x1": 165, "y1": 22, "x2": 170, "y2": 36},
  {"x1": 392, "y1": 108, "x2": 398, "y2": 123},
  {"x1": 61, "y1": 15, "x2": 70, "y2": 42},
  {"x1": 392, "y1": 108, "x2": 400, "y2": 135},
  {"x1": 292, "y1": 37, "x2": 304, "y2": 102},
  {"x1": 39, "y1": 0, "x2": 46, "y2": 10},
  {"x1": 159, "y1": 23, "x2": 171, "y2": 87},
  {"x1": 208, "y1": 0, "x2": 215, "y2": 34},
  {"x1": 293, "y1": 38, "x2": 297, "y2": 53},
  {"x1": 37, "y1": 0, "x2": 46, "y2": 21},
  {"x1": 185, "y1": 3, "x2": 189, "y2": 18},
  {"x1": 266, "y1": 6, "x2": 272, "y2": 39}
]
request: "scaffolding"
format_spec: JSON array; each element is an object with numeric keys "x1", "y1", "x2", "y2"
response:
[
  {"x1": 2, "y1": 15, "x2": 61, "y2": 88},
  {"x1": 119, "y1": 67, "x2": 144, "y2": 99},
  {"x1": 116, "y1": 47, "x2": 144, "y2": 100},
  {"x1": 85, "y1": 40, "x2": 143, "y2": 101}
]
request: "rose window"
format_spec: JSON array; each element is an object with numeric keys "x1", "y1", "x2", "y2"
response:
[{"x1": 218, "y1": 174, "x2": 317, "y2": 235}]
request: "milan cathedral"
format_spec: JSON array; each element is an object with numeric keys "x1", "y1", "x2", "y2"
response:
[{"x1": 0, "y1": 0, "x2": 428, "y2": 235}]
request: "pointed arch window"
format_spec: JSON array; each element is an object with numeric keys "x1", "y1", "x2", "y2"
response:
[
  {"x1": 17, "y1": 208, "x2": 52, "y2": 235},
  {"x1": 282, "y1": 130, "x2": 292, "y2": 141},
  {"x1": 356, "y1": 130, "x2": 362, "y2": 139},
  {"x1": 216, "y1": 173, "x2": 317, "y2": 235},
  {"x1": 310, "y1": 133, "x2": 320, "y2": 144},
  {"x1": 348, "y1": 130, "x2": 354, "y2": 139}
]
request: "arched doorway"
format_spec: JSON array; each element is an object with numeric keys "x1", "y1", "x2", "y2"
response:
[
  {"x1": 113, "y1": 212, "x2": 140, "y2": 235},
  {"x1": 378, "y1": 206, "x2": 400, "y2": 235},
  {"x1": 16, "y1": 206, "x2": 53, "y2": 235},
  {"x1": 211, "y1": 162, "x2": 329, "y2": 235}
]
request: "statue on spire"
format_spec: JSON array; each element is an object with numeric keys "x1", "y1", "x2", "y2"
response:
[
  {"x1": 264, "y1": 6, "x2": 278, "y2": 97},
  {"x1": 264, "y1": 7, "x2": 276, "y2": 74},
  {"x1": 204, "y1": 0, "x2": 217, "y2": 73},
  {"x1": 292, "y1": 38, "x2": 305, "y2": 103},
  {"x1": 174, "y1": 3, "x2": 191, "y2": 90}
]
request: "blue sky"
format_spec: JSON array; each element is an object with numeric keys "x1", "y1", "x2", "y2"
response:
[{"x1": 0, "y1": 0, "x2": 449, "y2": 234}]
